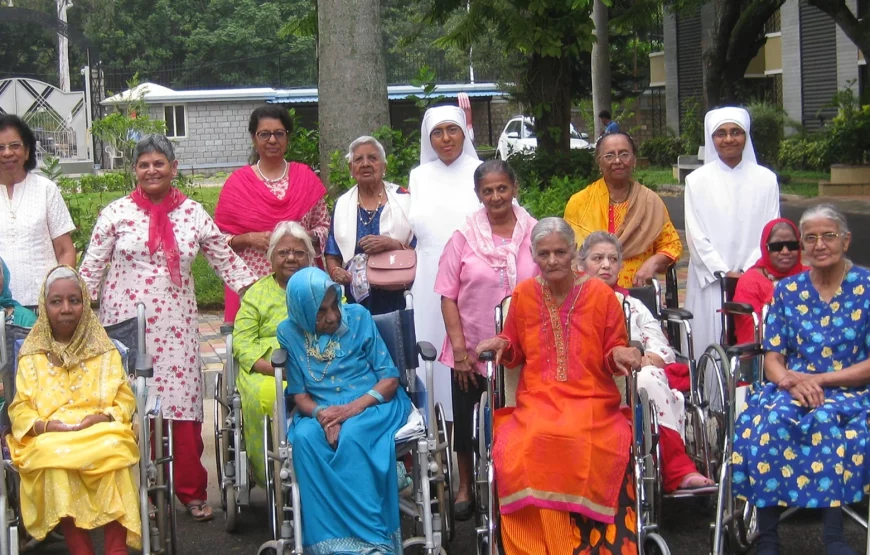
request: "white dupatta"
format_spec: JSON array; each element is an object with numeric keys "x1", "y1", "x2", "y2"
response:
[{"x1": 332, "y1": 181, "x2": 413, "y2": 263}]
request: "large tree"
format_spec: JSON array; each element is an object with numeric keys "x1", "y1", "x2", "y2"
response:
[
  {"x1": 317, "y1": 0, "x2": 390, "y2": 187},
  {"x1": 430, "y1": 0, "x2": 596, "y2": 155},
  {"x1": 806, "y1": 0, "x2": 870, "y2": 60}
]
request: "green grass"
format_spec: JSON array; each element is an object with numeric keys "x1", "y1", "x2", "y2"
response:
[
  {"x1": 780, "y1": 182, "x2": 819, "y2": 197},
  {"x1": 633, "y1": 165, "x2": 825, "y2": 198},
  {"x1": 65, "y1": 185, "x2": 225, "y2": 309},
  {"x1": 635, "y1": 166, "x2": 677, "y2": 188},
  {"x1": 779, "y1": 169, "x2": 830, "y2": 182}
]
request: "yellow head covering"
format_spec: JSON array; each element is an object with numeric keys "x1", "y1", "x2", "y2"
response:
[{"x1": 18, "y1": 265, "x2": 116, "y2": 368}]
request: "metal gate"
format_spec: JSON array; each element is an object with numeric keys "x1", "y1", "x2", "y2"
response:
[{"x1": 0, "y1": 78, "x2": 88, "y2": 161}]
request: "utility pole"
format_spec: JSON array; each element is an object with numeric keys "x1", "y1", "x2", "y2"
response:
[
  {"x1": 57, "y1": 0, "x2": 73, "y2": 92},
  {"x1": 591, "y1": 0, "x2": 611, "y2": 138}
]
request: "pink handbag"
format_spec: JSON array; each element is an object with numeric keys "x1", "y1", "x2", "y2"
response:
[{"x1": 366, "y1": 250, "x2": 417, "y2": 290}]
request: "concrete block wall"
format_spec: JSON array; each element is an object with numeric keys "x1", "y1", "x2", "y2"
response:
[{"x1": 148, "y1": 100, "x2": 263, "y2": 171}]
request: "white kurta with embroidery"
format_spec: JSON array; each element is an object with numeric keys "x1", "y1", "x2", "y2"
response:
[
  {"x1": 684, "y1": 159, "x2": 780, "y2": 356},
  {"x1": 0, "y1": 173, "x2": 75, "y2": 306},
  {"x1": 408, "y1": 156, "x2": 481, "y2": 421},
  {"x1": 79, "y1": 196, "x2": 255, "y2": 421}
]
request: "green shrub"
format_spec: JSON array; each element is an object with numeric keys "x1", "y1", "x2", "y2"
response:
[
  {"x1": 680, "y1": 96, "x2": 705, "y2": 156},
  {"x1": 520, "y1": 175, "x2": 587, "y2": 219},
  {"x1": 639, "y1": 137, "x2": 683, "y2": 167},
  {"x1": 508, "y1": 149, "x2": 596, "y2": 192},
  {"x1": 747, "y1": 101, "x2": 792, "y2": 169},
  {"x1": 286, "y1": 108, "x2": 321, "y2": 169},
  {"x1": 825, "y1": 87, "x2": 870, "y2": 165},
  {"x1": 778, "y1": 135, "x2": 831, "y2": 171}
]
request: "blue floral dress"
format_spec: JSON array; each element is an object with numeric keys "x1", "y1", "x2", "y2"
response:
[{"x1": 732, "y1": 266, "x2": 870, "y2": 508}]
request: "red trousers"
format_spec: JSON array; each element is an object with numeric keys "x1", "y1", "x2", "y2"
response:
[
  {"x1": 61, "y1": 519, "x2": 128, "y2": 555},
  {"x1": 166, "y1": 420, "x2": 208, "y2": 505},
  {"x1": 660, "y1": 426, "x2": 702, "y2": 493}
]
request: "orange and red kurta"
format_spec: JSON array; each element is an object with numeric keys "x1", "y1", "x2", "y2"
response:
[{"x1": 494, "y1": 274, "x2": 631, "y2": 523}]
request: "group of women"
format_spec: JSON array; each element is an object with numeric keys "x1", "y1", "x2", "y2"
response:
[{"x1": 1, "y1": 96, "x2": 869, "y2": 555}]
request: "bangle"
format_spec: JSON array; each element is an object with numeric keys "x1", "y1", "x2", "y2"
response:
[
  {"x1": 313, "y1": 405, "x2": 326, "y2": 419},
  {"x1": 454, "y1": 352, "x2": 468, "y2": 363},
  {"x1": 367, "y1": 389, "x2": 385, "y2": 404}
]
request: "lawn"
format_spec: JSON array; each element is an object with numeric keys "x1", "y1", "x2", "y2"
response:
[
  {"x1": 66, "y1": 185, "x2": 226, "y2": 309},
  {"x1": 633, "y1": 165, "x2": 827, "y2": 198}
]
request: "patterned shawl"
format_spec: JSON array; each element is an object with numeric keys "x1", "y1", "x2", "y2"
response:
[{"x1": 18, "y1": 265, "x2": 116, "y2": 368}]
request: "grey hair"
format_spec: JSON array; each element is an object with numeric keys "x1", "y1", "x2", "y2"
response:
[
  {"x1": 799, "y1": 204, "x2": 850, "y2": 234},
  {"x1": 133, "y1": 134, "x2": 176, "y2": 165},
  {"x1": 346, "y1": 136, "x2": 387, "y2": 168},
  {"x1": 267, "y1": 221, "x2": 316, "y2": 261},
  {"x1": 578, "y1": 231, "x2": 623, "y2": 265},
  {"x1": 45, "y1": 266, "x2": 79, "y2": 292},
  {"x1": 769, "y1": 221, "x2": 798, "y2": 238},
  {"x1": 530, "y1": 217, "x2": 576, "y2": 255}
]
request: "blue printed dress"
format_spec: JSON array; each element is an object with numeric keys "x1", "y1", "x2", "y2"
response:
[
  {"x1": 277, "y1": 268, "x2": 412, "y2": 554},
  {"x1": 732, "y1": 266, "x2": 870, "y2": 508}
]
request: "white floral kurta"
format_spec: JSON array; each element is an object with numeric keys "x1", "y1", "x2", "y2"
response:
[{"x1": 79, "y1": 196, "x2": 256, "y2": 421}]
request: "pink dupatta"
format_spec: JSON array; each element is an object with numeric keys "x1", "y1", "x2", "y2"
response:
[
  {"x1": 129, "y1": 187, "x2": 188, "y2": 287},
  {"x1": 214, "y1": 163, "x2": 326, "y2": 235},
  {"x1": 459, "y1": 205, "x2": 536, "y2": 291}
]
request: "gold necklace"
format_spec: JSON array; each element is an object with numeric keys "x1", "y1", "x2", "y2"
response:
[{"x1": 304, "y1": 333, "x2": 340, "y2": 382}]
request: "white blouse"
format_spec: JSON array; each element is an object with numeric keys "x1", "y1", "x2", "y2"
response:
[{"x1": 0, "y1": 173, "x2": 75, "y2": 306}]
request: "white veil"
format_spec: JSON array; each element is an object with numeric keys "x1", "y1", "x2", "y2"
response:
[
  {"x1": 419, "y1": 105, "x2": 479, "y2": 165},
  {"x1": 703, "y1": 107, "x2": 757, "y2": 166}
]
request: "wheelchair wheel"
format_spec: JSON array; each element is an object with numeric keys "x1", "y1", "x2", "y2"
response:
[
  {"x1": 696, "y1": 344, "x2": 730, "y2": 479},
  {"x1": 264, "y1": 414, "x2": 279, "y2": 542},
  {"x1": 435, "y1": 402, "x2": 455, "y2": 543},
  {"x1": 643, "y1": 533, "x2": 671, "y2": 555},
  {"x1": 224, "y1": 483, "x2": 237, "y2": 533},
  {"x1": 474, "y1": 393, "x2": 489, "y2": 515},
  {"x1": 638, "y1": 389, "x2": 662, "y2": 527},
  {"x1": 213, "y1": 372, "x2": 230, "y2": 513}
]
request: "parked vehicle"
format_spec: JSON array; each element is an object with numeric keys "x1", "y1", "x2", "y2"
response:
[{"x1": 496, "y1": 116, "x2": 593, "y2": 159}]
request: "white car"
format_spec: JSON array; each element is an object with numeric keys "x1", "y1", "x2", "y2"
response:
[{"x1": 496, "y1": 116, "x2": 593, "y2": 159}]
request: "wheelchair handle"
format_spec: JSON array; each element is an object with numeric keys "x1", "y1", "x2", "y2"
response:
[
  {"x1": 271, "y1": 348, "x2": 288, "y2": 367},
  {"x1": 219, "y1": 324, "x2": 234, "y2": 335},
  {"x1": 659, "y1": 307, "x2": 693, "y2": 321},
  {"x1": 478, "y1": 350, "x2": 495, "y2": 362},
  {"x1": 416, "y1": 341, "x2": 437, "y2": 362}
]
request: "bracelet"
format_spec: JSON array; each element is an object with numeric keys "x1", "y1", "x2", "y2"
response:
[
  {"x1": 367, "y1": 389, "x2": 385, "y2": 404},
  {"x1": 313, "y1": 405, "x2": 327, "y2": 419},
  {"x1": 454, "y1": 352, "x2": 469, "y2": 363}
]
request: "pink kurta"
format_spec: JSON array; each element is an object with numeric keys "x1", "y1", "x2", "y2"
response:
[
  {"x1": 434, "y1": 229, "x2": 539, "y2": 374},
  {"x1": 80, "y1": 197, "x2": 255, "y2": 421}
]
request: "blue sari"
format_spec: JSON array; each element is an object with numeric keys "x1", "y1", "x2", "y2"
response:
[{"x1": 277, "y1": 268, "x2": 411, "y2": 554}]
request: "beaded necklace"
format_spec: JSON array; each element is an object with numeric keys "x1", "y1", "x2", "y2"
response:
[{"x1": 256, "y1": 160, "x2": 289, "y2": 186}]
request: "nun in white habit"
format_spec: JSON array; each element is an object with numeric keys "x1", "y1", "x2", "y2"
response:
[
  {"x1": 684, "y1": 107, "x2": 780, "y2": 356},
  {"x1": 409, "y1": 105, "x2": 482, "y2": 422}
]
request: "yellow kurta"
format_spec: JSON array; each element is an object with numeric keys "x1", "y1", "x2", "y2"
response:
[
  {"x1": 564, "y1": 178, "x2": 683, "y2": 287},
  {"x1": 6, "y1": 349, "x2": 141, "y2": 548}
]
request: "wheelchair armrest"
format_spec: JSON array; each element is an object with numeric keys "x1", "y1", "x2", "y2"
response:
[
  {"x1": 726, "y1": 342, "x2": 764, "y2": 358},
  {"x1": 722, "y1": 302, "x2": 754, "y2": 315},
  {"x1": 220, "y1": 324, "x2": 234, "y2": 335},
  {"x1": 629, "y1": 340, "x2": 645, "y2": 355},
  {"x1": 271, "y1": 348, "x2": 288, "y2": 368},
  {"x1": 660, "y1": 307, "x2": 693, "y2": 321},
  {"x1": 478, "y1": 350, "x2": 495, "y2": 362},
  {"x1": 416, "y1": 341, "x2": 437, "y2": 362}
]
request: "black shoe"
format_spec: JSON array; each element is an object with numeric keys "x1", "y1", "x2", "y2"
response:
[{"x1": 454, "y1": 499, "x2": 474, "y2": 521}]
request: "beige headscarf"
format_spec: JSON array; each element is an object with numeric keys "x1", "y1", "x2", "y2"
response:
[{"x1": 18, "y1": 266, "x2": 116, "y2": 368}]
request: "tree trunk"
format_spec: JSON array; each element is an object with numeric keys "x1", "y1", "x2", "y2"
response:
[
  {"x1": 591, "y1": 0, "x2": 611, "y2": 138},
  {"x1": 317, "y1": 0, "x2": 390, "y2": 190},
  {"x1": 807, "y1": 0, "x2": 870, "y2": 60},
  {"x1": 525, "y1": 53, "x2": 573, "y2": 155}
]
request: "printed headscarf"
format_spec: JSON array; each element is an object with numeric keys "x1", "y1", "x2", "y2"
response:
[
  {"x1": 278, "y1": 267, "x2": 348, "y2": 354},
  {"x1": 703, "y1": 107, "x2": 758, "y2": 166},
  {"x1": 18, "y1": 266, "x2": 116, "y2": 368}
]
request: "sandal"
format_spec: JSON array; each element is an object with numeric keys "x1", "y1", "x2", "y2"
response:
[
  {"x1": 186, "y1": 501, "x2": 214, "y2": 522},
  {"x1": 677, "y1": 472, "x2": 716, "y2": 492}
]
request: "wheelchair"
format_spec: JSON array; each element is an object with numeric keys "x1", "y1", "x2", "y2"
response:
[
  {"x1": 257, "y1": 292, "x2": 454, "y2": 555},
  {"x1": 212, "y1": 323, "x2": 252, "y2": 532},
  {"x1": 0, "y1": 303, "x2": 177, "y2": 555}
]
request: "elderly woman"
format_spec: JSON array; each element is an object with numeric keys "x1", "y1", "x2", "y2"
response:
[
  {"x1": 79, "y1": 134, "x2": 256, "y2": 522},
  {"x1": 0, "y1": 115, "x2": 76, "y2": 306},
  {"x1": 0, "y1": 257, "x2": 36, "y2": 327},
  {"x1": 433, "y1": 159, "x2": 537, "y2": 520},
  {"x1": 733, "y1": 204, "x2": 870, "y2": 555},
  {"x1": 476, "y1": 218, "x2": 640, "y2": 553},
  {"x1": 409, "y1": 105, "x2": 482, "y2": 423},
  {"x1": 215, "y1": 105, "x2": 330, "y2": 322},
  {"x1": 6, "y1": 266, "x2": 140, "y2": 553},
  {"x1": 733, "y1": 218, "x2": 805, "y2": 345},
  {"x1": 277, "y1": 267, "x2": 412, "y2": 553},
  {"x1": 234, "y1": 221, "x2": 314, "y2": 487},
  {"x1": 563, "y1": 132, "x2": 682, "y2": 288},
  {"x1": 684, "y1": 107, "x2": 781, "y2": 354},
  {"x1": 325, "y1": 136, "x2": 414, "y2": 315},
  {"x1": 579, "y1": 231, "x2": 713, "y2": 494}
]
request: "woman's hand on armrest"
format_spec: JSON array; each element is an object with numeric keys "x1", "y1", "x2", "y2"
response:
[
  {"x1": 611, "y1": 346, "x2": 642, "y2": 377},
  {"x1": 476, "y1": 337, "x2": 509, "y2": 366},
  {"x1": 252, "y1": 358, "x2": 276, "y2": 376}
]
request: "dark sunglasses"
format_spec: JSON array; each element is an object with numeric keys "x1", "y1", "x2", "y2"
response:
[{"x1": 767, "y1": 241, "x2": 800, "y2": 253}]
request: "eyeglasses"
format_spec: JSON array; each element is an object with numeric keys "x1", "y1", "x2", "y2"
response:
[
  {"x1": 599, "y1": 151, "x2": 634, "y2": 164},
  {"x1": 712, "y1": 129, "x2": 746, "y2": 139},
  {"x1": 430, "y1": 125, "x2": 463, "y2": 140},
  {"x1": 274, "y1": 249, "x2": 309, "y2": 260},
  {"x1": 256, "y1": 130, "x2": 288, "y2": 141},
  {"x1": 803, "y1": 232, "x2": 842, "y2": 245},
  {"x1": 0, "y1": 142, "x2": 24, "y2": 153},
  {"x1": 767, "y1": 241, "x2": 800, "y2": 253}
]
